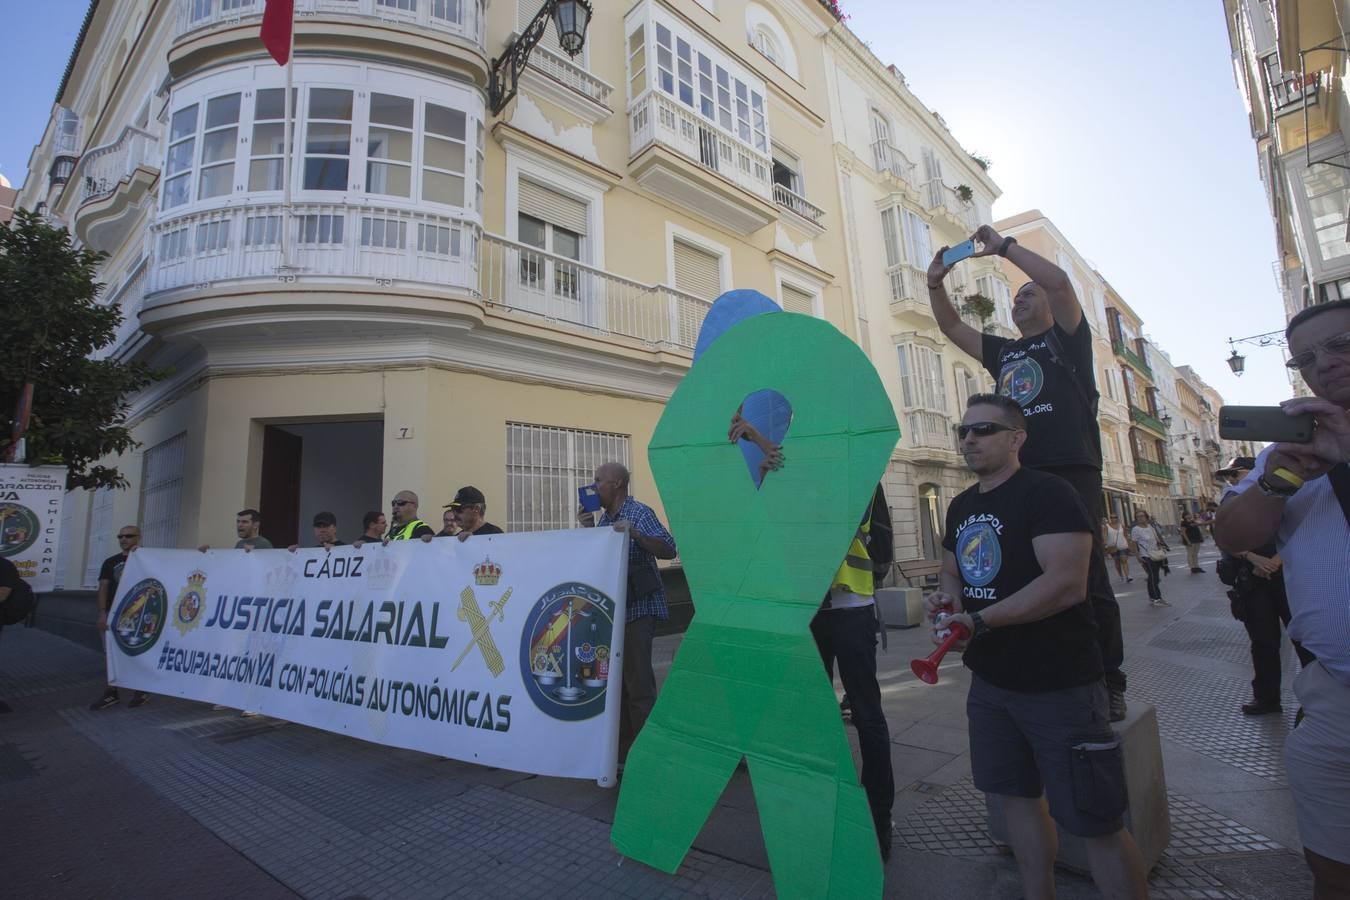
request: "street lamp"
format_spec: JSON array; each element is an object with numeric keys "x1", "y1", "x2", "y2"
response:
[
  {"x1": 1224, "y1": 330, "x2": 1285, "y2": 377},
  {"x1": 488, "y1": 0, "x2": 594, "y2": 115}
]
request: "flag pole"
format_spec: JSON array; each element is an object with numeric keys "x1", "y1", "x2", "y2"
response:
[{"x1": 280, "y1": 3, "x2": 295, "y2": 271}]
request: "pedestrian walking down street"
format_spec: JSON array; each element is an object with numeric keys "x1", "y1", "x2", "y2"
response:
[
  {"x1": 1130, "y1": 510, "x2": 1169, "y2": 606},
  {"x1": 1180, "y1": 514, "x2": 1205, "y2": 573},
  {"x1": 927, "y1": 224, "x2": 1128, "y2": 721},
  {"x1": 1103, "y1": 515, "x2": 1133, "y2": 583}
]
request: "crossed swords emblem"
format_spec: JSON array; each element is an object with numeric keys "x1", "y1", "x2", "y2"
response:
[{"x1": 451, "y1": 586, "x2": 512, "y2": 676}]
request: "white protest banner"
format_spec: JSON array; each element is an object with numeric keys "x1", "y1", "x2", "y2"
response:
[
  {"x1": 0, "y1": 464, "x2": 67, "y2": 592},
  {"x1": 107, "y1": 529, "x2": 629, "y2": 784}
]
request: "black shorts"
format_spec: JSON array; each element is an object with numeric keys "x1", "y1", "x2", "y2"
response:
[{"x1": 968, "y1": 674, "x2": 1126, "y2": 838}]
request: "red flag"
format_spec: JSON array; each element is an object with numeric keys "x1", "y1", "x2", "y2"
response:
[{"x1": 260, "y1": 0, "x2": 294, "y2": 66}]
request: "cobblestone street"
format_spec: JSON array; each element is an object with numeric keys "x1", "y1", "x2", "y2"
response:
[{"x1": 0, "y1": 543, "x2": 1315, "y2": 898}]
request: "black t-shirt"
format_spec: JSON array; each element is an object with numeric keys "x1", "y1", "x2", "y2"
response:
[
  {"x1": 99, "y1": 551, "x2": 130, "y2": 609},
  {"x1": 982, "y1": 319, "x2": 1101, "y2": 469},
  {"x1": 942, "y1": 468, "x2": 1102, "y2": 692},
  {"x1": 1182, "y1": 524, "x2": 1203, "y2": 543},
  {"x1": 0, "y1": 557, "x2": 22, "y2": 595},
  {"x1": 469, "y1": 523, "x2": 504, "y2": 536}
]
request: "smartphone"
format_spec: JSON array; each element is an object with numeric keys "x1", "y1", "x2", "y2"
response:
[
  {"x1": 1218, "y1": 405, "x2": 1315, "y2": 443},
  {"x1": 578, "y1": 484, "x2": 602, "y2": 513},
  {"x1": 942, "y1": 240, "x2": 977, "y2": 267}
]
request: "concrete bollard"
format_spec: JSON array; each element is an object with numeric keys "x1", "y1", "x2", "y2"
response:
[
  {"x1": 985, "y1": 702, "x2": 1171, "y2": 873},
  {"x1": 875, "y1": 586, "x2": 925, "y2": 628}
]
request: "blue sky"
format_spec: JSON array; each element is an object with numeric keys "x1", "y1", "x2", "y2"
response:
[{"x1": 2, "y1": 0, "x2": 1291, "y2": 405}]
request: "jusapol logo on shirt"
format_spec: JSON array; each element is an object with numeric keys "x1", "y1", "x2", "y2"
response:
[
  {"x1": 998, "y1": 354, "x2": 1046, "y2": 408},
  {"x1": 955, "y1": 514, "x2": 1003, "y2": 591}
]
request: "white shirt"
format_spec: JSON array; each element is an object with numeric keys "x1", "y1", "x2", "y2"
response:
[
  {"x1": 1233, "y1": 447, "x2": 1350, "y2": 686},
  {"x1": 1104, "y1": 524, "x2": 1126, "y2": 550},
  {"x1": 1130, "y1": 524, "x2": 1161, "y2": 557}
]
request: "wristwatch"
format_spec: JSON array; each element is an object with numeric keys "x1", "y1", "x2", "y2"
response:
[
  {"x1": 969, "y1": 610, "x2": 991, "y2": 638},
  {"x1": 1257, "y1": 473, "x2": 1299, "y2": 497},
  {"x1": 997, "y1": 236, "x2": 1017, "y2": 257}
]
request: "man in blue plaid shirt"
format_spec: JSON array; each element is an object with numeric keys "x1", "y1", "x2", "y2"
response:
[{"x1": 581, "y1": 462, "x2": 677, "y2": 760}]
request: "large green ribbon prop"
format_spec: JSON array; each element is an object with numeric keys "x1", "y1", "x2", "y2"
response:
[{"x1": 611, "y1": 313, "x2": 900, "y2": 898}]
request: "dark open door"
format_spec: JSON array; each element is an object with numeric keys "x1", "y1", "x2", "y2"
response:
[{"x1": 260, "y1": 425, "x2": 302, "y2": 548}]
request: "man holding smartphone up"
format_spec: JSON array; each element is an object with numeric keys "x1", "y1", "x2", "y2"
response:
[
  {"x1": 928, "y1": 225, "x2": 1127, "y2": 721},
  {"x1": 1215, "y1": 299, "x2": 1350, "y2": 896}
]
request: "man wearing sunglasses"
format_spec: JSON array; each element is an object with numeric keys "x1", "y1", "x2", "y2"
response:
[
  {"x1": 928, "y1": 225, "x2": 1126, "y2": 722},
  {"x1": 926, "y1": 394, "x2": 1146, "y2": 899},
  {"x1": 1215, "y1": 298, "x2": 1350, "y2": 895},
  {"x1": 384, "y1": 491, "x2": 436, "y2": 541},
  {"x1": 90, "y1": 526, "x2": 151, "y2": 711}
]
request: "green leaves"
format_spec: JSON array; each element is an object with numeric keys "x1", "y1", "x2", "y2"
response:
[{"x1": 0, "y1": 209, "x2": 164, "y2": 489}]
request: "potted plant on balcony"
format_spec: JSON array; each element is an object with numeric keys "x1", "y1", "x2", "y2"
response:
[
  {"x1": 954, "y1": 184, "x2": 974, "y2": 204},
  {"x1": 959, "y1": 292, "x2": 995, "y2": 323}
]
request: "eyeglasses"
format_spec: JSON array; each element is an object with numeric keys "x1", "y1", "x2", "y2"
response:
[
  {"x1": 391, "y1": 499, "x2": 412, "y2": 507},
  {"x1": 1286, "y1": 331, "x2": 1350, "y2": 370},
  {"x1": 957, "y1": 422, "x2": 1020, "y2": 440}
]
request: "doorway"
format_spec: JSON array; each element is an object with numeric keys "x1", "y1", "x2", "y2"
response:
[{"x1": 259, "y1": 420, "x2": 384, "y2": 547}]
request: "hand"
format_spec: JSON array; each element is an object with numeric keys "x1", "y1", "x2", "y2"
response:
[
  {"x1": 420, "y1": 534, "x2": 434, "y2": 543},
  {"x1": 456, "y1": 531, "x2": 471, "y2": 542},
  {"x1": 197, "y1": 544, "x2": 209, "y2": 553},
  {"x1": 923, "y1": 590, "x2": 963, "y2": 619},
  {"x1": 576, "y1": 505, "x2": 596, "y2": 528},
  {"x1": 97, "y1": 610, "x2": 109, "y2": 633},
  {"x1": 927, "y1": 249, "x2": 953, "y2": 288},
  {"x1": 352, "y1": 540, "x2": 365, "y2": 549},
  {"x1": 1272, "y1": 398, "x2": 1350, "y2": 478},
  {"x1": 970, "y1": 224, "x2": 1004, "y2": 257},
  {"x1": 612, "y1": 519, "x2": 633, "y2": 536},
  {"x1": 758, "y1": 446, "x2": 785, "y2": 479},
  {"x1": 1246, "y1": 552, "x2": 1280, "y2": 577},
  {"x1": 287, "y1": 544, "x2": 299, "y2": 553},
  {"x1": 941, "y1": 612, "x2": 974, "y2": 651}
]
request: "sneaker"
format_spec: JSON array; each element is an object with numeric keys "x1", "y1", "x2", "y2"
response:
[
  {"x1": 128, "y1": 692, "x2": 149, "y2": 709},
  {"x1": 1150, "y1": 599, "x2": 1166, "y2": 607},
  {"x1": 1241, "y1": 700, "x2": 1283, "y2": 716},
  {"x1": 1190, "y1": 567, "x2": 1204, "y2": 574},
  {"x1": 1158, "y1": 598, "x2": 1172, "y2": 606},
  {"x1": 89, "y1": 690, "x2": 119, "y2": 711},
  {"x1": 1108, "y1": 688, "x2": 1127, "y2": 723},
  {"x1": 1126, "y1": 577, "x2": 1134, "y2": 582}
]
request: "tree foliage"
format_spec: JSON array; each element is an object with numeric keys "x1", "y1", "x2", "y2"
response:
[{"x1": 0, "y1": 209, "x2": 163, "y2": 490}]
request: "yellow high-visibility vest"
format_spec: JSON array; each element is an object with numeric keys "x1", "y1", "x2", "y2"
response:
[
  {"x1": 830, "y1": 515, "x2": 874, "y2": 597},
  {"x1": 388, "y1": 519, "x2": 428, "y2": 541}
]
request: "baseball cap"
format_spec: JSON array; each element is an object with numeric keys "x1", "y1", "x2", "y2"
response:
[
  {"x1": 1215, "y1": 456, "x2": 1256, "y2": 475},
  {"x1": 312, "y1": 511, "x2": 337, "y2": 527},
  {"x1": 445, "y1": 486, "x2": 486, "y2": 508}
]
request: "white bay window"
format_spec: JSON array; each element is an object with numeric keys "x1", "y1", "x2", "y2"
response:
[{"x1": 896, "y1": 342, "x2": 952, "y2": 450}]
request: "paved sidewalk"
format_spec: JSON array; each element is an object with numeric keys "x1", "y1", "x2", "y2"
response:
[{"x1": 0, "y1": 543, "x2": 1315, "y2": 898}]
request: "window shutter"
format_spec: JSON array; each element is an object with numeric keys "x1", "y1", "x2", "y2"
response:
[
  {"x1": 518, "y1": 179, "x2": 588, "y2": 235},
  {"x1": 518, "y1": 0, "x2": 566, "y2": 56},
  {"x1": 781, "y1": 284, "x2": 815, "y2": 316},
  {"x1": 672, "y1": 239, "x2": 722, "y2": 300},
  {"x1": 880, "y1": 208, "x2": 901, "y2": 267},
  {"x1": 896, "y1": 345, "x2": 915, "y2": 407}
]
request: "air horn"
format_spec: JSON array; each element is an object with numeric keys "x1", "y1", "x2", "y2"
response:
[{"x1": 910, "y1": 610, "x2": 969, "y2": 685}]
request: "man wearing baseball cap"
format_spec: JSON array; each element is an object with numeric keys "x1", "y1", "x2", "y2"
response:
[{"x1": 447, "y1": 487, "x2": 503, "y2": 541}]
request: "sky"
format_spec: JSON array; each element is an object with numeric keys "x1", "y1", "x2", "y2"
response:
[{"x1": 0, "y1": 0, "x2": 1293, "y2": 405}]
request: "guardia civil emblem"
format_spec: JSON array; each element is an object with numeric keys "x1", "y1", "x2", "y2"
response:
[
  {"x1": 450, "y1": 558, "x2": 511, "y2": 677},
  {"x1": 112, "y1": 578, "x2": 168, "y2": 656},
  {"x1": 173, "y1": 570, "x2": 208, "y2": 635},
  {"x1": 519, "y1": 582, "x2": 615, "y2": 721}
]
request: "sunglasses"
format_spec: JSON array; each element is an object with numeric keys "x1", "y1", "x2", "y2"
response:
[
  {"x1": 117, "y1": 533, "x2": 139, "y2": 540},
  {"x1": 957, "y1": 421, "x2": 1020, "y2": 440},
  {"x1": 391, "y1": 499, "x2": 412, "y2": 507}
]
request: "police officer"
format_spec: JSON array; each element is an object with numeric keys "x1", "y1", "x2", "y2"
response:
[{"x1": 386, "y1": 490, "x2": 435, "y2": 540}]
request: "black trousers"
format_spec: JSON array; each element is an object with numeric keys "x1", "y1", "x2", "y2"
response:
[
  {"x1": 1241, "y1": 577, "x2": 1315, "y2": 705},
  {"x1": 1038, "y1": 465, "x2": 1126, "y2": 693},
  {"x1": 811, "y1": 605, "x2": 894, "y2": 829}
]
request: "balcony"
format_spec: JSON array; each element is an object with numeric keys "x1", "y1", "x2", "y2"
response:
[
  {"x1": 628, "y1": 91, "x2": 777, "y2": 233},
  {"x1": 514, "y1": 38, "x2": 614, "y2": 124},
  {"x1": 70, "y1": 126, "x2": 160, "y2": 252},
  {"x1": 772, "y1": 183, "x2": 825, "y2": 233},
  {"x1": 871, "y1": 139, "x2": 917, "y2": 191},
  {"x1": 1266, "y1": 64, "x2": 1322, "y2": 116},
  {"x1": 171, "y1": 0, "x2": 488, "y2": 86},
  {"x1": 97, "y1": 261, "x2": 150, "y2": 361},
  {"x1": 886, "y1": 263, "x2": 931, "y2": 318},
  {"x1": 144, "y1": 201, "x2": 710, "y2": 353},
  {"x1": 1130, "y1": 405, "x2": 1168, "y2": 437},
  {"x1": 1112, "y1": 339, "x2": 1154, "y2": 379},
  {"x1": 923, "y1": 179, "x2": 975, "y2": 230},
  {"x1": 479, "y1": 235, "x2": 709, "y2": 350},
  {"x1": 1134, "y1": 458, "x2": 1173, "y2": 482},
  {"x1": 903, "y1": 410, "x2": 959, "y2": 464}
]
